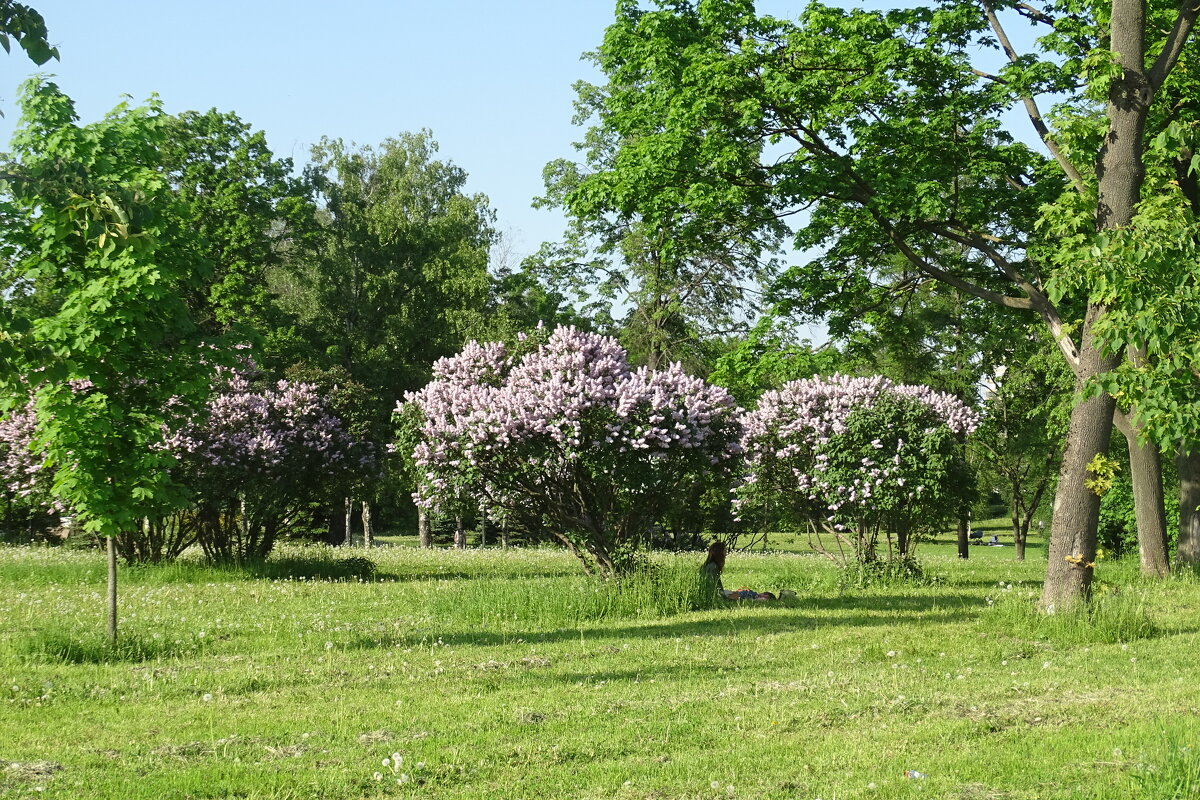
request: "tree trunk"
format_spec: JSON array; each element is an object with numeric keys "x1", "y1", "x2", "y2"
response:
[
  {"x1": 343, "y1": 497, "x2": 353, "y2": 547},
  {"x1": 1114, "y1": 410, "x2": 1170, "y2": 576},
  {"x1": 1178, "y1": 447, "x2": 1200, "y2": 567},
  {"x1": 106, "y1": 535, "x2": 118, "y2": 646},
  {"x1": 1040, "y1": 317, "x2": 1122, "y2": 612},
  {"x1": 454, "y1": 514, "x2": 465, "y2": 549},
  {"x1": 501, "y1": 525, "x2": 509, "y2": 548},
  {"x1": 418, "y1": 506, "x2": 431, "y2": 548},
  {"x1": 478, "y1": 500, "x2": 487, "y2": 548},
  {"x1": 361, "y1": 500, "x2": 373, "y2": 549},
  {"x1": 956, "y1": 512, "x2": 969, "y2": 560},
  {"x1": 1010, "y1": 489, "x2": 1024, "y2": 561},
  {"x1": 1040, "y1": 0, "x2": 1153, "y2": 611}
]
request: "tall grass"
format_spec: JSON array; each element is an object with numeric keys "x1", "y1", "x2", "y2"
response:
[
  {"x1": 420, "y1": 557, "x2": 722, "y2": 630},
  {"x1": 980, "y1": 582, "x2": 1159, "y2": 644}
]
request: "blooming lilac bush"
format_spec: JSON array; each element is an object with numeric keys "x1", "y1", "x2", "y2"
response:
[
  {"x1": 402, "y1": 326, "x2": 743, "y2": 575},
  {"x1": 738, "y1": 374, "x2": 978, "y2": 565},
  {"x1": 0, "y1": 399, "x2": 61, "y2": 536},
  {"x1": 164, "y1": 363, "x2": 373, "y2": 563}
]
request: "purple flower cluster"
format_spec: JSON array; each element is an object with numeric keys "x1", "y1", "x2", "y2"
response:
[
  {"x1": 403, "y1": 326, "x2": 743, "y2": 526},
  {"x1": 737, "y1": 374, "x2": 978, "y2": 533},
  {"x1": 163, "y1": 365, "x2": 371, "y2": 489},
  {"x1": 0, "y1": 400, "x2": 45, "y2": 501}
]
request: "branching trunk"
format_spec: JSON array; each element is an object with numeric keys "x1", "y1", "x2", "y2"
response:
[
  {"x1": 106, "y1": 535, "x2": 118, "y2": 645},
  {"x1": 1041, "y1": 320, "x2": 1122, "y2": 612}
]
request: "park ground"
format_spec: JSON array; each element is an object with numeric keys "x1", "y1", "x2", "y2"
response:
[{"x1": 1, "y1": 520, "x2": 1198, "y2": 799}]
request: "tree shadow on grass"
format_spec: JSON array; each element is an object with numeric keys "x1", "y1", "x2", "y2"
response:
[{"x1": 350, "y1": 593, "x2": 986, "y2": 651}]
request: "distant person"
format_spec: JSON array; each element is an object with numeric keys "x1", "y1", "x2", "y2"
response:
[
  {"x1": 701, "y1": 540, "x2": 726, "y2": 591},
  {"x1": 988, "y1": 534, "x2": 1001, "y2": 546}
]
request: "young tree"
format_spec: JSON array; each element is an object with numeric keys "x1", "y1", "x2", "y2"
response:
[
  {"x1": 972, "y1": 342, "x2": 1073, "y2": 560},
  {"x1": 0, "y1": 80, "x2": 214, "y2": 642},
  {"x1": 559, "y1": 0, "x2": 1199, "y2": 608},
  {"x1": 402, "y1": 326, "x2": 744, "y2": 576}
]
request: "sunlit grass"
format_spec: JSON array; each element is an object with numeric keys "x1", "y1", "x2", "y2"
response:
[{"x1": 0, "y1": 535, "x2": 1196, "y2": 799}]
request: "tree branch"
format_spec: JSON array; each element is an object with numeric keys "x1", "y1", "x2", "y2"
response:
[
  {"x1": 982, "y1": 1, "x2": 1089, "y2": 194},
  {"x1": 1148, "y1": 1, "x2": 1200, "y2": 92}
]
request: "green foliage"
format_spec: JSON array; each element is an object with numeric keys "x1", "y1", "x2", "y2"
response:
[
  {"x1": 708, "y1": 314, "x2": 843, "y2": 405},
  {"x1": 0, "y1": 1, "x2": 56, "y2": 66},
  {"x1": 1086, "y1": 454, "x2": 1122, "y2": 498},
  {"x1": 0, "y1": 80, "x2": 214, "y2": 537}
]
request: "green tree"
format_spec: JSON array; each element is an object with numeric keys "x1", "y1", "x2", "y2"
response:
[
  {"x1": 0, "y1": 81, "x2": 213, "y2": 642},
  {"x1": 276, "y1": 132, "x2": 496, "y2": 535},
  {"x1": 160, "y1": 109, "x2": 303, "y2": 338},
  {"x1": 563, "y1": 0, "x2": 1199, "y2": 609}
]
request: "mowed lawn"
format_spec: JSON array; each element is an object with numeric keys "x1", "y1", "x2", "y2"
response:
[{"x1": 1, "y1": 530, "x2": 1198, "y2": 799}]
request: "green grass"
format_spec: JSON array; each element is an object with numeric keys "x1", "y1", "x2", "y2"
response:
[{"x1": 1, "y1": 535, "x2": 1198, "y2": 799}]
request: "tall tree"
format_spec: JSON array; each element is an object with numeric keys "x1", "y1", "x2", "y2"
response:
[{"x1": 562, "y1": 0, "x2": 1199, "y2": 609}]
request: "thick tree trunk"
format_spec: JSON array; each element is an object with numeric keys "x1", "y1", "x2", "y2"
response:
[
  {"x1": 1040, "y1": 0, "x2": 1153, "y2": 610},
  {"x1": 1178, "y1": 447, "x2": 1200, "y2": 567},
  {"x1": 1114, "y1": 411, "x2": 1170, "y2": 577},
  {"x1": 501, "y1": 525, "x2": 509, "y2": 548},
  {"x1": 106, "y1": 535, "x2": 118, "y2": 645},
  {"x1": 454, "y1": 514, "x2": 466, "y2": 549},
  {"x1": 418, "y1": 507, "x2": 431, "y2": 548},
  {"x1": 1040, "y1": 320, "x2": 1122, "y2": 612},
  {"x1": 343, "y1": 497, "x2": 353, "y2": 547},
  {"x1": 361, "y1": 501, "x2": 372, "y2": 549}
]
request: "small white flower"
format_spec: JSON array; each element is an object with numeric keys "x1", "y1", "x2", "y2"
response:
[
  {"x1": 325, "y1": 641, "x2": 334, "y2": 650},
  {"x1": 202, "y1": 693, "x2": 213, "y2": 702},
  {"x1": 711, "y1": 780, "x2": 721, "y2": 789}
]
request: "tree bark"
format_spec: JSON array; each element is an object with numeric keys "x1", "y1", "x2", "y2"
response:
[
  {"x1": 361, "y1": 500, "x2": 373, "y2": 549},
  {"x1": 956, "y1": 512, "x2": 969, "y2": 560},
  {"x1": 478, "y1": 500, "x2": 487, "y2": 548},
  {"x1": 343, "y1": 497, "x2": 353, "y2": 547},
  {"x1": 106, "y1": 535, "x2": 118, "y2": 646},
  {"x1": 1040, "y1": 0, "x2": 1153, "y2": 610},
  {"x1": 418, "y1": 506, "x2": 431, "y2": 548},
  {"x1": 1114, "y1": 411, "x2": 1170, "y2": 576},
  {"x1": 454, "y1": 514, "x2": 466, "y2": 549},
  {"x1": 501, "y1": 525, "x2": 509, "y2": 548},
  {"x1": 1040, "y1": 317, "x2": 1122, "y2": 612},
  {"x1": 1178, "y1": 447, "x2": 1200, "y2": 567}
]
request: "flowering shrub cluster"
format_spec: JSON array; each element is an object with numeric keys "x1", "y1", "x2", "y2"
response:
[
  {"x1": 402, "y1": 326, "x2": 743, "y2": 575},
  {"x1": 163, "y1": 362, "x2": 374, "y2": 562},
  {"x1": 737, "y1": 374, "x2": 979, "y2": 564},
  {"x1": 0, "y1": 400, "x2": 61, "y2": 536}
]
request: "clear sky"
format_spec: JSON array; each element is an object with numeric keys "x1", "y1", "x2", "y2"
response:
[{"x1": 0, "y1": 1, "x2": 809, "y2": 266}]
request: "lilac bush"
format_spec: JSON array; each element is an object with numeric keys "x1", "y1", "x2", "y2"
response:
[
  {"x1": 738, "y1": 374, "x2": 979, "y2": 565},
  {"x1": 402, "y1": 326, "x2": 743, "y2": 575},
  {"x1": 164, "y1": 363, "x2": 373, "y2": 562},
  {"x1": 0, "y1": 399, "x2": 61, "y2": 536}
]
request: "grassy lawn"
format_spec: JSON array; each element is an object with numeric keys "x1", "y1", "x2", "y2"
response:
[{"x1": 1, "y1": 530, "x2": 1197, "y2": 799}]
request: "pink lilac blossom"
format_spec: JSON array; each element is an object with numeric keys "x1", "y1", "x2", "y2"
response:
[
  {"x1": 736, "y1": 374, "x2": 977, "y2": 532},
  {"x1": 401, "y1": 326, "x2": 742, "y2": 571}
]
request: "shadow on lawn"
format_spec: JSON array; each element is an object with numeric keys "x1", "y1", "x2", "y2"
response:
[{"x1": 351, "y1": 593, "x2": 986, "y2": 651}]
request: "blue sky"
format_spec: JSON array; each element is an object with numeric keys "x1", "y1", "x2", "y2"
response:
[{"x1": 0, "y1": 1, "x2": 808, "y2": 265}]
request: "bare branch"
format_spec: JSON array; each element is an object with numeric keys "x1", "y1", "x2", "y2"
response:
[
  {"x1": 982, "y1": 1, "x2": 1089, "y2": 194},
  {"x1": 1148, "y1": 1, "x2": 1200, "y2": 92}
]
